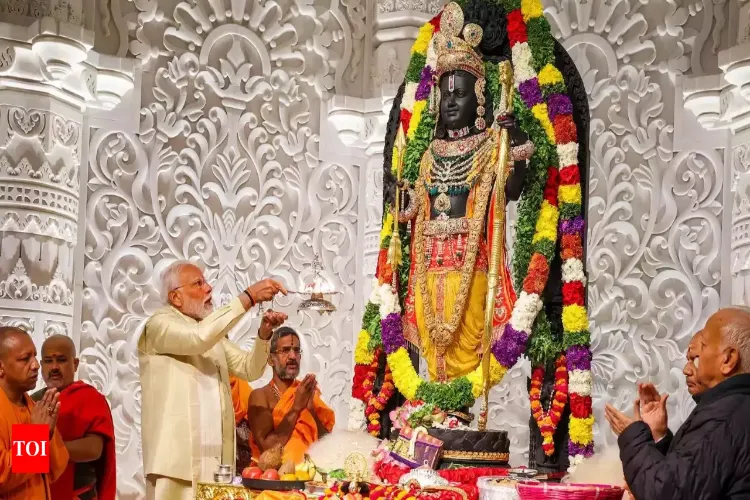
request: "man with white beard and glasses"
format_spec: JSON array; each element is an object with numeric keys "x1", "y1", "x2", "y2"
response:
[
  {"x1": 248, "y1": 326, "x2": 335, "y2": 465},
  {"x1": 138, "y1": 260, "x2": 288, "y2": 499}
]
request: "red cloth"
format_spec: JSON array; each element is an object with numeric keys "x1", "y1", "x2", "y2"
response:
[{"x1": 51, "y1": 381, "x2": 116, "y2": 500}]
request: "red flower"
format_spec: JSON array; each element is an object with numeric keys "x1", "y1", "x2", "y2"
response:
[
  {"x1": 522, "y1": 254, "x2": 549, "y2": 295},
  {"x1": 544, "y1": 167, "x2": 559, "y2": 206},
  {"x1": 400, "y1": 109, "x2": 412, "y2": 134},
  {"x1": 562, "y1": 281, "x2": 585, "y2": 306},
  {"x1": 561, "y1": 234, "x2": 584, "y2": 261},
  {"x1": 559, "y1": 165, "x2": 580, "y2": 186},
  {"x1": 506, "y1": 10, "x2": 528, "y2": 46},
  {"x1": 553, "y1": 114, "x2": 577, "y2": 144},
  {"x1": 569, "y1": 393, "x2": 592, "y2": 418}
]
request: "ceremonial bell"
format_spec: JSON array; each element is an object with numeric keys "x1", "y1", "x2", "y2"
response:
[{"x1": 296, "y1": 255, "x2": 338, "y2": 315}]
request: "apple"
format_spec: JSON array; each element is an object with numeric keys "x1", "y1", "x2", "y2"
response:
[
  {"x1": 262, "y1": 469, "x2": 280, "y2": 480},
  {"x1": 242, "y1": 467, "x2": 263, "y2": 479}
]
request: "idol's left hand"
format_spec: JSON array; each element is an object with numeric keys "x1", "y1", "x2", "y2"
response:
[
  {"x1": 495, "y1": 115, "x2": 528, "y2": 146},
  {"x1": 259, "y1": 309, "x2": 288, "y2": 340}
]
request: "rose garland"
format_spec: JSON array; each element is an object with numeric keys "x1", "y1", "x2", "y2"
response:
[
  {"x1": 530, "y1": 355, "x2": 568, "y2": 456},
  {"x1": 364, "y1": 349, "x2": 396, "y2": 436},
  {"x1": 351, "y1": 0, "x2": 594, "y2": 466}
]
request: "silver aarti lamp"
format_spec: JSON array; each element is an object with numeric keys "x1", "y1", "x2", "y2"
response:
[{"x1": 294, "y1": 255, "x2": 338, "y2": 315}]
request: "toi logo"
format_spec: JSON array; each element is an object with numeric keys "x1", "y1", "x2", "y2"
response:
[{"x1": 11, "y1": 424, "x2": 50, "y2": 473}]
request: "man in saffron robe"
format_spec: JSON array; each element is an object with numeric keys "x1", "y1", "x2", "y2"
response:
[
  {"x1": 249, "y1": 327, "x2": 335, "y2": 464},
  {"x1": 31, "y1": 335, "x2": 116, "y2": 500},
  {"x1": 0, "y1": 326, "x2": 68, "y2": 499}
]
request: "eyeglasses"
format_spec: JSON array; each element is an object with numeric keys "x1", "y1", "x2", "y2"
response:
[
  {"x1": 171, "y1": 278, "x2": 207, "y2": 292},
  {"x1": 271, "y1": 347, "x2": 302, "y2": 356}
]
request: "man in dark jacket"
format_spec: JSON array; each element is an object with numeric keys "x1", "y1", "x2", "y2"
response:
[{"x1": 605, "y1": 306, "x2": 750, "y2": 499}]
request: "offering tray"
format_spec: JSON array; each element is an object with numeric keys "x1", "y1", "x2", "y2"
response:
[{"x1": 242, "y1": 478, "x2": 307, "y2": 491}]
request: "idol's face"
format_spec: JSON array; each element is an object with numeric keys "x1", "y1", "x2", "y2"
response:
[{"x1": 439, "y1": 70, "x2": 478, "y2": 131}]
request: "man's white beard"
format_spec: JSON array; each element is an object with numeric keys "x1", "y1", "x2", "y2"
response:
[
  {"x1": 274, "y1": 365, "x2": 298, "y2": 380},
  {"x1": 182, "y1": 299, "x2": 213, "y2": 320}
]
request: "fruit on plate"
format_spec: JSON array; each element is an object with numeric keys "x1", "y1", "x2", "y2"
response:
[
  {"x1": 279, "y1": 461, "x2": 295, "y2": 476},
  {"x1": 259, "y1": 445, "x2": 284, "y2": 472},
  {"x1": 281, "y1": 473, "x2": 297, "y2": 481},
  {"x1": 242, "y1": 466, "x2": 263, "y2": 480},
  {"x1": 295, "y1": 471, "x2": 311, "y2": 481},
  {"x1": 295, "y1": 455, "x2": 316, "y2": 480},
  {"x1": 262, "y1": 469, "x2": 280, "y2": 480}
]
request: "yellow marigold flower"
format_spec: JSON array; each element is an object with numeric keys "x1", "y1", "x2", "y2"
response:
[
  {"x1": 521, "y1": 0, "x2": 544, "y2": 22},
  {"x1": 380, "y1": 212, "x2": 394, "y2": 244},
  {"x1": 388, "y1": 347, "x2": 422, "y2": 400},
  {"x1": 569, "y1": 416, "x2": 595, "y2": 444},
  {"x1": 538, "y1": 64, "x2": 564, "y2": 86},
  {"x1": 467, "y1": 370, "x2": 483, "y2": 398},
  {"x1": 532, "y1": 104, "x2": 555, "y2": 143},
  {"x1": 354, "y1": 329, "x2": 374, "y2": 365},
  {"x1": 411, "y1": 23, "x2": 435, "y2": 55},
  {"x1": 489, "y1": 356, "x2": 506, "y2": 386},
  {"x1": 562, "y1": 305, "x2": 589, "y2": 333},
  {"x1": 468, "y1": 358, "x2": 507, "y2": 398},
  {"x1": 407, "y1": 101, "x2": 427, "y2": 140},
  {"x1": 559, "y1": 184, "x2": 582, "y2": 205},
  {"x1": 532, "y1": 201, "x2": 559, "y2": 244}
]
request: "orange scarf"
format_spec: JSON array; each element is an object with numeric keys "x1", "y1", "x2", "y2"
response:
[
  {"x1": 230, "y1": 376, "x2": 252, "y2": 425},
  {"x1": 250, "y1": 381, "x2": 335, "y2": 464}
]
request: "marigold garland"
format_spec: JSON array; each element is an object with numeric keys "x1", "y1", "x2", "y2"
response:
[
  {"x1": 364, "y1": 349, "x2": 395, "y2": 436},
  {"x1": 351, "y1": 0, "x2": 593, "y2": 466},
  {"x1": 530, "y1": 355, "x2": 568, "y2": 456}
]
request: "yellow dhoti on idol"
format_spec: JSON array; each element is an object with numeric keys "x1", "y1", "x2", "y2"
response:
[{"x1": 402, "y1": 128, "x2": 517, "y2": 383}]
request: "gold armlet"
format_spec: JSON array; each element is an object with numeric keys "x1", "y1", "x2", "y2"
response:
[
  {"x1": 398, "y1": 187, "x2": 418, "y2": 222},
  {"x1": 510, "y1": 140, "x2": 535, "y2": 162}
]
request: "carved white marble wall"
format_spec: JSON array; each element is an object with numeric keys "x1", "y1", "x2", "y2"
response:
[
  {"x1": 558, "y1": 0, "x2": 726, "y2": 450},
  {"x1": 0, "y1": 14, "x2": 135, "y2": 353},
  {"x1": 0, "y1": 0, "x2": 741, "y2": 495},
  {"x1": 76, "y1": 0, "x2": 367, "y2": 495},
  {"x1": 732, "y1": 144, "x2": 750, "y2": 305},
  {"x1": 0, "y1": 105, "x2": 79, "y2": 347}
]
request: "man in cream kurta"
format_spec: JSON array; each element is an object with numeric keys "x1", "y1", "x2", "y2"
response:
[{"x1": 139, "y1": 261, "x2": 287, "y2": 499}]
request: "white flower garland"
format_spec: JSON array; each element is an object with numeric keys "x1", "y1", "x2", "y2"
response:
[
  {"x1": 511, "y1": 42, "x2": 535, "y2": 85},
  {"x1": 509, "y1": 291, "x2": 543, "y2": 334},
  {"x1": 562, "y1": 259, "x2": 586, "y2": 284},
  {"x1": 568, "y1": 370, "x2": 592, "y2": 397},
  {"x1": 402, "y1": 82, "x2": 419, "y2": 114},
  {"x1": 557, "y1": 142, "x2": 579, "y2": 168}
]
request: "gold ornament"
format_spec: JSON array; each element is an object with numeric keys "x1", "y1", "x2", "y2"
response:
[
  {"x1": 433, "y1": 2, "x2": 484, "y2": 80},
  {"x1": 433, "y1": 192, "x2": 452, "y2": 214}
]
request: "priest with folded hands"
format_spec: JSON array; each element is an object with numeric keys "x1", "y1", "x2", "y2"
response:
[{"x1": 249, "y1": 326, "x2": 335, "y2": 464}]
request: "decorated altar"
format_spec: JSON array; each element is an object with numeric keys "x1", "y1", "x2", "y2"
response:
[{"x1": 349, "y1": 0, "x2": 593, "y2": 474}]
